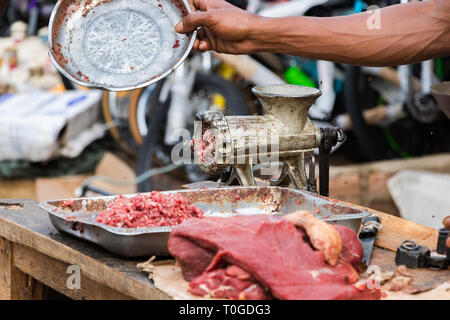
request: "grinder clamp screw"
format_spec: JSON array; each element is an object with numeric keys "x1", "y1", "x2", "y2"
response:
[{"x1": 395, "y1": 240, "x2": 431, "y2": 269}]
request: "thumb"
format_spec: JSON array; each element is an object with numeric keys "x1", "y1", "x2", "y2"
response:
[
  {"x1": 175, "y1": 12, "x2": 211, "y2": 33},
  {"x1": 443, "y1": 216, "x2": 450, "y2": 229}
]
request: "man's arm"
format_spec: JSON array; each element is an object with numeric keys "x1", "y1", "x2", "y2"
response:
[{"x1": 176, "y1": 0, "x2": 450, "y2": 66}]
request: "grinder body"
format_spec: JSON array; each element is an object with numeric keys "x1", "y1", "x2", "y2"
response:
[{"x1": 193, "y1": 84, "x2": 332, "y2": 190}]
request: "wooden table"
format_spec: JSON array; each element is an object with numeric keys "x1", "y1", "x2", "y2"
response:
[
  {"x1": 0, "y1": 199, "x2": 448, "y2": 300},
  {"x1": 0, "y1": 199, "x2": 170, "y2": 300}
]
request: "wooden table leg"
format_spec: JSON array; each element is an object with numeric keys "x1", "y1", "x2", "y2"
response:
[{"x1": 0, "y1": 237, "x2": 45, "y2": 300}]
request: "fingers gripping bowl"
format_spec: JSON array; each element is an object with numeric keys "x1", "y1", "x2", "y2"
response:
[{"x1": 49, "y1": 0, "x2": 197, "y2": 91}]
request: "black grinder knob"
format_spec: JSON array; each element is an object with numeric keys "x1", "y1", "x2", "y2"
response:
[
  {"x1": 395, "y1": 240, "x2": 431, "y2": 268},
  {"x1": 395, "y1": 229, "x2": 449, "y2": 270}
]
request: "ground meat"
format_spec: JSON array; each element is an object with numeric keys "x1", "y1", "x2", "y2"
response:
[
  {"x1": 194, "y1": 129, "x2": 216, "y2": 164},
  {"x1": 62, "y1": 200, "x2": 73, "y2": 207},
  {"x1": 96, "y1": 192, "x2": 204, "y2": 228}
]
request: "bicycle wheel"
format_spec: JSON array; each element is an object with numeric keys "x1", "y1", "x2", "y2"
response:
[
  {"x1": 101, "y1": 90, "x2": 139, "y2": 153},
  {"x1": 192, "y1": 73, "x2": 250, "y2": 116},
  {"x1": 128, "y1": 84, "x2": 157, "y2": 146},
  {"x1": 344, "y1": 65, "x2": 434, "y2": 161},
  {"x1": 136, "y1": 80, "x2": 172, "y2": 192}
]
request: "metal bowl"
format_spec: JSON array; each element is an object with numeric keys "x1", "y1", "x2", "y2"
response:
[
  {"x1": 49, "y1": 0, "x2": 197, "y2": 91},
  {"x1": 39, "y1": 186, "x2": 370, "y2": 257}
]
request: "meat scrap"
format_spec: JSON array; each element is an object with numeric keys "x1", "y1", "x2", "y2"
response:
[
  {"x1": 382, "y1": 265, "x2": 418, "y2": 294},
  {"x1": 168, "y1": 214, "x2": 381, "y2": 300},
  {"x1": 96, "y1": 192, "x2": 204, "y2": 228},
  {"x1": 61, "y1": 200, "x2": 74, "y2": 207},
  {"x1": 284, "y1": 211, "x2": 342, "y2": 266}
]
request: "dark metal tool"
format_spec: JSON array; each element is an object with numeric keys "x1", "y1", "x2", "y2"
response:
[
  {"x1": 437, "y1": 228, "x2": 450, "y2": 256},
  {"x1": 318, "y1": 127, "x2": 345, "y2": 197},
  {"x1": 395, "y1": 228, "x2": 450, "y2": 270},
  {"x1": 395, "y1": 240, "x2": 431, "y2": 268},
  {"x1": 358, "y1": 215, "x2": 382, "y2": 266}
]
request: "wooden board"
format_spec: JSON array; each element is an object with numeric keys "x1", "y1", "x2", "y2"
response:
[
  {"x1": 137, "y1": 260, "x2": 200, "y2": 300},
  {"x1": 0, "y1": 200, "x2": 170, "y2": 300}
]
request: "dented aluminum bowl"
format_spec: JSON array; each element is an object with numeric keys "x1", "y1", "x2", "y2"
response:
[{"x1": 48, "y1": 0, "x2": 197, "y2": 91}]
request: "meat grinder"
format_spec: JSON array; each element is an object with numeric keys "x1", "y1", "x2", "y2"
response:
[{"x1": 192, "y1": 84, "x2": 343, "y2": 196}]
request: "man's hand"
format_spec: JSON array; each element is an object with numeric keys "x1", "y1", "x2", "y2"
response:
[
  {"x1": 175, "y1": 0, "x2": 263, "y2": 54},
  {"x1": 444, "y1": 216, "x2": 450, "y2": 248}
]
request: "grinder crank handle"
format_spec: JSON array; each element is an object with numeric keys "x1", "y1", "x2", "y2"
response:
[
  {"x1": 437, "y1": 227, "x2": 450, "y2": 258},
  {"x1": 440, "y1": 216, "x2": 450, "y2": 251},
  {"x1": 318, "y1": 128, "x2": 345, "y2": 197}
]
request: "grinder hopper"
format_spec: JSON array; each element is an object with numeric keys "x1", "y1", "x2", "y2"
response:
[{"x1": 252, "y1": 84, "x2": 321, "y2": 134}]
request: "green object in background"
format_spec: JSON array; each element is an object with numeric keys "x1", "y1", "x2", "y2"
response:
[
  {"x1": 284, "y1": 66, "x2": 316, "y2": 88},
  {"x1": 376, "y1": 95, "x2": 384, "y2": 106},
  {"x1": 435, "y1": 58, "x2": 443, "y2": 80},
  {"x1": 382, "y1": 127, "x2": 412, "y2": 159}
]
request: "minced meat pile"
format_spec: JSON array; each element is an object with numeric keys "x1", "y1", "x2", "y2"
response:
[
  {"x1": 96, "y1": 192, "x2": 204, "y2": 228},
  {"x1": 193, "y1": 129, "x2": 216, "y2": 164}
]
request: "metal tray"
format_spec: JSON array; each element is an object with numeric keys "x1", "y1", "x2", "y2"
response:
[
  {"x1": 49, "y1": 0, "x2": 197, "y2": 91},
  {"x1": 39, "y1": 186, "x2": 371, "y2": 257}
]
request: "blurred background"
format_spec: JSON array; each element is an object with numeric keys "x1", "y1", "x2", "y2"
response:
[{"x1": 0, "y1": 0, "x2": 449, "y2": 227}]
